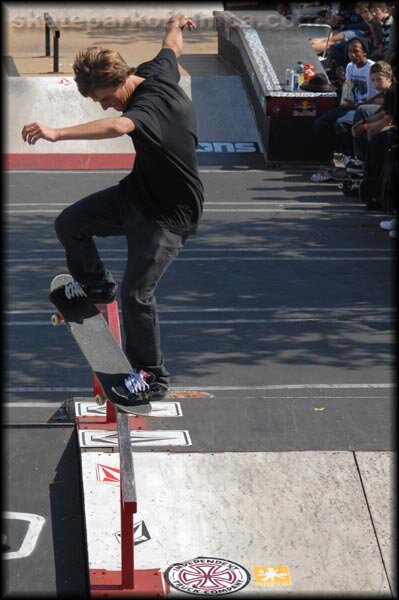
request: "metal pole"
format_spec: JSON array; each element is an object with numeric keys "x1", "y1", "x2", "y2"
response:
[
  {"x1": 45, "y1": 23, "x2": 51, "y2": 56},
  {"x1": 53, "y1": 31, "x2": 60, "y2": 72}
]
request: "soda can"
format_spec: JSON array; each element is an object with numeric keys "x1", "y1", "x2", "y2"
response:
[
  {"x1": 293, "y1": 72, "x2": 300, "y2": 90},
  {"x1": 285, "y1": 68, "x2": 294, "y2": 91}
]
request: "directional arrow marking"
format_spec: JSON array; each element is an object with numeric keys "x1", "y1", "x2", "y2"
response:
[
  {"x1": 75, "y1": 401, "x2": 182, "y2": 417},
  {"x1": 79, "y1": 429, "x2": 192, "y2": 448}
]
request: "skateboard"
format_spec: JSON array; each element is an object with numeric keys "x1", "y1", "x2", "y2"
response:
[
  {"x1": 50, "y1": 274, "x2": 152, "y2": 415},
  {"x1": 330, "y1": 168, "x2": 362, "y2": 197}
]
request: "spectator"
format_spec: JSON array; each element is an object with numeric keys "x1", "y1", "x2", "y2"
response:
[
  {"x1": 358, "y1": 83, "x2": 397, "y2": 214},
  {"x1": 310, "y1": 37, "x2": 377, "y2": 181},
  {"x1": 310, "y1": 2, "x2": 370, "y2": 55},
  {"x1": 384, "y1": 2, "x2": 397, "y2": 66},
  {"x1": 369, "y1": 1, "x2": 395, "y2": 59},
  {"x1": 346, "y1": 61, "x2": 394, "y2": 171}
]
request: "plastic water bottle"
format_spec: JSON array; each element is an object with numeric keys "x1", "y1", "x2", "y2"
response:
[{"x1": 295, "y1": 62, "x2": 305, "y2": 86}]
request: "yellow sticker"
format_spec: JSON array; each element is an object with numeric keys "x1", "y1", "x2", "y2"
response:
[{"x1": 252, "y1": 565, "x2": 292, "y2": 587}]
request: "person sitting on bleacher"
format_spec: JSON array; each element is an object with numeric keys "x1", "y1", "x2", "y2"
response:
[
  {"x1": 357, "y1": 76, "x2": 397, "y2": 214},
  {"x1": 369, "y1": 1, "x2": 395, "y2": 59},
  {"x1": 310, "y1": 2, "x2": 370, "y2": 56},
  {"x1": 311, "y1": 36, "x2": 377, "y2": 182},
  {"x1": 345, "y1": 61, "x2": 394, "y2": 175}
]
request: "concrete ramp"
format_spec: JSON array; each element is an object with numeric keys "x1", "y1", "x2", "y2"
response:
[
  {"x1": 6, "y1": 74, "x2": 262, "y2": 167},
  {"x1": 181, "y1": 75, "x2": 261, "y2": 152}
]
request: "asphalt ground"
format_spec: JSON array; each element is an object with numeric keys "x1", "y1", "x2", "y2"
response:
[{"x1": 3, "y1": 164, "x2": 395, "y2": 595}]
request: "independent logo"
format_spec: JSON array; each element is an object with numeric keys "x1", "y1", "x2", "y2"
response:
[{"x1": 165, "y1": 556, "x2": 251, "y2": 595}]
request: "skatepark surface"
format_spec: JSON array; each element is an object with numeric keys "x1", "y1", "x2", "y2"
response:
[{"x1": 3, "y1": 2, "x2": 396, "y2": 597}]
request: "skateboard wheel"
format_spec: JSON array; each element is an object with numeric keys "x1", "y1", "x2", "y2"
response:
[
  {"x1": 51, "y1": 313, "x2": 63, "y2": 326},
  {"x1": 95, "y1": 394, "x2": 106, "y2": 406}
]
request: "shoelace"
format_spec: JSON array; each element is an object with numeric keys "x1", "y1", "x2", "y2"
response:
[
  {"x1": 64, "y1": 281, "x2": 87, "y2": 300},
  {"x1": 124, "y1": 369, "x2": 150, "y2": 394}
]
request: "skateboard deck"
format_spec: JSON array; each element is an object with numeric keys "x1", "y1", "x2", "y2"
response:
[{"x1": 50, "y1": 274, "x2": 152, "y2": 415}]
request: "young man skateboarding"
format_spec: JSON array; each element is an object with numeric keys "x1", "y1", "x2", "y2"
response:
[{"x1": 22, "y1": 14, "x2": 204, "y2": 405}]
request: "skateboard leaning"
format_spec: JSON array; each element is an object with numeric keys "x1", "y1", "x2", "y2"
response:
[{"x1": 50, "y1": 274, "x2": 152, "y2": 415}]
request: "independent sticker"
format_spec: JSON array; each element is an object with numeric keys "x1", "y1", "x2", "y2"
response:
[
  {"x1": 252, "y1": 565, "x2": 292, "y2": 587},
  {"x1": 165, "y1": 556, "x2": 251, "y2": 595}
]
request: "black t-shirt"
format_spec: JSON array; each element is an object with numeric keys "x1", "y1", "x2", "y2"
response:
[{"x1": 119, "y1": 48, "x2": 204, "y2": 235}]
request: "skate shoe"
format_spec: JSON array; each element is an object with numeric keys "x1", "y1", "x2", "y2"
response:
[
  {"x1": 111, "y1": 368, "x2": 155, "y2": 409},
  {"x1": 148, "y1": 382, "x2": 169, "y2": 400},
  {"x1": 50, "y1": 279, "x2": 116, "y2": 308}
]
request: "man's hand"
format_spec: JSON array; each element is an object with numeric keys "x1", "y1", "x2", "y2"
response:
[
  {"x1": 22, "y1": 122, "x2": 59, "y2": 145},
  {"x1": 163, "y1": 14, "x2": 196, "y2": 57},
  {"x1": 166, "y1": 13, "x2": 196, "y2": 31}
]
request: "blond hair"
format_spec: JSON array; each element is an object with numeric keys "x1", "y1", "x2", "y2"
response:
[
  {"x1": 370, "y1": 61, "x2": 393, "y2": 77},
  {"x1": 72, "y1": 46, "x2": 135, "y2": 97}
]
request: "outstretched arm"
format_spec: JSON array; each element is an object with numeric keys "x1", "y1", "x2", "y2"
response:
[
  {"x1": 21, "y1": 116, "x2": 134, "y2": 145},
  {"x1": 162, "y1": 13, "x2": 196, "y2": 58}
]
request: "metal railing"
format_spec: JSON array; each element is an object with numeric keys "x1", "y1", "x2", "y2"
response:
[
  {"x1": 105, "y1": 302, "x2": 136, "y2": 590},
  {"x1": 117, "y1": 410, "x2": 137, "y2": 589}
]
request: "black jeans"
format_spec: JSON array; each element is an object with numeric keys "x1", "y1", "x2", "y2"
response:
[{"x1": 54, "y1": 184, "x2": 187, "y2": 387}]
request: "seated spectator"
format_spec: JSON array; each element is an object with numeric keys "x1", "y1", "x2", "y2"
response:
[
  {"x1": 358, "y1": 81, "x2": 397, "y2": 212},
  {"x1": 336, "y1": 59, "x2": 392, "y2": 160},
  {"x1": 310, "y1": 1, "x2": 370, "y2": 55},
  {"x1": 346, "y1": 61, "x2": 394, "y2": 171},
  {"x1": 384, "y1": 2, "x2": 397, "y2": 64},
  {"x1": 310, "y1": 37, "x2": 377, "y2": 181},
  {"x1": 369, "y1": 1, "x2": 395, "y2": 59}
]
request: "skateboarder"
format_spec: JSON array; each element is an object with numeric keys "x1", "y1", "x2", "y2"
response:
[{"x1": 22, "y1": 13, "x2": 204, "y2": 405}]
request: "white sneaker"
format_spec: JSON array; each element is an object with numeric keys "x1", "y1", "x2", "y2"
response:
[
  {"x1": 389, "y1": 229, "x2": 397, "y2": 239},
  {"x1": 380, "y1": 217, "x2": 397, "y2": 231}
]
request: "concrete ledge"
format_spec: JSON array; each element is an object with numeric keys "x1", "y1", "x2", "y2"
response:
[{"x1": 80, "y1": 450, "x2": 394, "y2": 595}]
